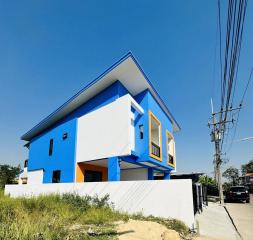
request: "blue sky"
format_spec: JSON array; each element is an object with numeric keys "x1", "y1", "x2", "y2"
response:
[{"x1": 0, "y1": 1, "x2": 252, "y2": 175}]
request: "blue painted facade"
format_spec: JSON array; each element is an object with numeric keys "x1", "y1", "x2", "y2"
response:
[
  {"x1": 130, "y1": 90, "x2": 175, "y2": 169},
  {"x1": 28, "y1": 118, "x2": 77, "y2": 183},
  {"x1": 27, "y1": 80, "x2": 175, "y2": 183}
]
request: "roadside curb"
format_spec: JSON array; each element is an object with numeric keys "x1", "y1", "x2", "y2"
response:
[{"x1": 224, "y1": 206, "x2": 243, "y2": 240}]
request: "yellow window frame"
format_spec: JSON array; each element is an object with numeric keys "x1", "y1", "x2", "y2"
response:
[
  {"x1": 149, "y1": 111, "x2": 162, "y2": 161},
  {"x1": 166, "y1": 130, "x2": 176, "y2": 167}
]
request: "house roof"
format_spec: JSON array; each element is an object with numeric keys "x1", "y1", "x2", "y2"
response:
[
  {"x1": 245, "y1": 173, "x2": 253, "y2": 177},
  {"x1": 170, "y1": 172, "x2": 204, "y2": 176},
  {"x1": 21, "y1": 52, "x2": 181, "y2": 141}
]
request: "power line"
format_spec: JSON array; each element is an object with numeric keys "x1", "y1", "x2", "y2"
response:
[
  {"x1": 219, "y1": 0, "x2": 247, "y2": 152},
  {"x1": 208, "y1": 0, "x2": 248, "y2": 205},
  {"x1": 225, "y1": 67, "x2": 253, "y2": 154},
  {"x1": 241, "y1": 67, "x2": 253, "y2": 104},
  {"x1": 218, "y1": 0, "x2": 223, "y2": 100}
]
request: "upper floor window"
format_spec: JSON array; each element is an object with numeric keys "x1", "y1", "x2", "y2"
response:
[
  {"x1": 52, "y1": 170, "x2": 61, "y2": 183},
  {"x1": 139, "y1": 124, "x2": 144, "y2": 139},
  {"x1": 166, "y1": 131, "x2": 175, "y2": 166},
  {"x1": 49, "y1": 139, "x2": 53, "y2": 156},
  {"x1": 62, "y1": 133, "x2": 68, "y2": 140},
  {"x1": 149, "y1": 111, "x2": 162, "y2": 161},
  {"x1": 24, "y1": 159, "x2": 28, "y2": 168}
]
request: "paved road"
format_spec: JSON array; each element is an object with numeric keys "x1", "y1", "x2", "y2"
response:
[{"x1": 225, "y1": 194, "x2": 253, "y2": 240}]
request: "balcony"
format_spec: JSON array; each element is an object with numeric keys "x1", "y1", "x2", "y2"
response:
[{"x1": 151, "y1": 142, "x2": 160, "y2": 158}]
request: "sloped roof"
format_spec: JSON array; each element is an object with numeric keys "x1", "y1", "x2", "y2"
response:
[
  {"x1": 22, "y1": 52, "x2": 180, "y2": 141},
  {"x1": 245, "y1": 173, "x2": 253, "y2": 177}
]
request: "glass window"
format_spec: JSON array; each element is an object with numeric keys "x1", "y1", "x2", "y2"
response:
[
  {"x1": 139, "y1": 125, "x2": 144, "y2": 139},
  {"x1": 149, "y1": 112, "x2": 162, "y2": 160},
  {"x1": 52, "y1": 170, "x2": 61, "y2": 183},
  {"x1": 166, "y1": 131, "x2": 175, "y2": 166},
  {"x1": 24, "y1": 159, "x2": 28, "y2": 168},
  {"x1": 62, "y1": 133, "x2": 68, "y2": 140},
  {"x1": 49, "y1": 139, "x2": 53, "y2": 156}
]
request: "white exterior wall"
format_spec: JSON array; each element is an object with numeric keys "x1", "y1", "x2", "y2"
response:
[
  {"x1": 76, "y1": 94, "x2": 143, "y2": 163},
  {"x1": 27, "y1": 170, "x2": 44, "y2": 184},
  {"x1": 121, "y1": 168, "x2": 148, "y2": 181},
  {"x1": 5, "y1": 180, "x2": 194, "y2": 228},
  {"x1": 130, "y1": 112, "x2": 135, "y2": 151}
]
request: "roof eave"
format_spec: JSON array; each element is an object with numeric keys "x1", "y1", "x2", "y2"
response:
[{"x1": 21, "y1": 52, "x2": 181, "y2": 141}]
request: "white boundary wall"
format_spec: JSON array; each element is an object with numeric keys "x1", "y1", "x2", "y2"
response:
[{"x1": 5, "y1": 180, "x2": 194, "y2": 228}]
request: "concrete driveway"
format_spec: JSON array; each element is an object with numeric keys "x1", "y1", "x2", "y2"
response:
[
  {"x1": 225, "y1": 194, "x2": 253, "y2": 240},
  {"x1": 196, "y1": 202, "x2": 240, "y2": 240}
]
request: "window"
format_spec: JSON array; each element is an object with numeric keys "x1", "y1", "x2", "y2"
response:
[
  {"x1": 49, "y1": 139, "x2": 53, "y2": 156},
  {"x1": 166, "y1": 131, "x2": 175, "y2": 166},
  {"x1": 62, "y1": 133, "x2": 68, "y2": 140},
  {"x1": 149, "y1": 111, "x2": 162, "y2": 161},
  {"x1": 24, "y1": 159, "x2": 28, "y2": 168},
  {"x1": 52, "y1": 170, "x2": 61, "y2": 183},
  {"x1": 139, "y1": 125, "x2": 144, "y2": 139},
  {"x1": 84, "y1": 170, "x2": 102, "y2": 182}
]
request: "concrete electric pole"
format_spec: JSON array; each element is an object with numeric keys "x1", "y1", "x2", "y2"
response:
[{"x1": 208, "y1": 99, "x2": 241, "y2": 205}]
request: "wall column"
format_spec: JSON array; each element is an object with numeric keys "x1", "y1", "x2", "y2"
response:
[
  {"x1": 108, "y1": 157, "x2": 120, "y2": 181},
  {"x1": 164, "y1": 171, "x2": 171, "y2": 180},
  {"x1": 148, "y1": 168, "x2": 154, "y2": 180}
]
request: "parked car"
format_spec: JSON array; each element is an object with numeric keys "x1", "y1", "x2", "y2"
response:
[{"x1": 225, "y1": 186, "x2": 250, "y2": 203}]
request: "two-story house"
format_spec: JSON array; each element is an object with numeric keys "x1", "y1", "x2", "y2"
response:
[{"x1": 21, "y1": 53, "x2": 180, "y2": 184}]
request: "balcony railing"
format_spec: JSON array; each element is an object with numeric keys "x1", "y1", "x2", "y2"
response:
[
  {"x1": 151, "y1": 142, "x2": 160, "y2": 157},
  {"x1": 168, "y1": 154, "x2": 174, "y2": 165}
]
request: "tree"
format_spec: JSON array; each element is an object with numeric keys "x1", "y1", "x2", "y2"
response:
[
  {"x1": 199, "y1": 175, "x2": 216, "y2": 186},
  {"x1": 222, "y1": 166, "x2": 239, "y2": 185},
  {"x1": 241, "y1": 160, "x2": 253, "y2": 175},
  {"x1": 0, "y1": 164, "x2": 20, "y2": 189}
]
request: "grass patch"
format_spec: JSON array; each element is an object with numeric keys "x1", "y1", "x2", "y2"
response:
[
  {"x1": 0, "y1": 193, "x2": 125, "y2": 240},
  {"x1": 0, "y1": 192, "x2": 190, "y2": 239}
]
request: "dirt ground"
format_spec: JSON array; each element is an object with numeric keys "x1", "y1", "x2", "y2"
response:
[
  {"x1": 116, "y1": 219, "x2": 181, "y2": 240},
  {"x1": 116, "y1": 219, "x2": 219, "y2": 240}
]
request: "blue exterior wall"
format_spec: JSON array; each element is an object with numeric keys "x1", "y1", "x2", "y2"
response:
[
  {"x1": 28, "y1": 118, "x2": 77, "y2": 183},
  {"x1": 28, "y1": 81, "x2": 130, "y2": 183},
  {"x1": 147, "y1": 90, "x2": 174, "y2": 170},
  {"x1": 133, "y1": 90, "x2": 149, "y2": 160},
  {"x1": 133, "y1": 89, "x2": 175, "y2": 171}
]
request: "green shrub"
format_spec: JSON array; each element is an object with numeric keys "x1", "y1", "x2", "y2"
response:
[{"x1": 61, "y1": 193, "x2": 92, "y2": 211}]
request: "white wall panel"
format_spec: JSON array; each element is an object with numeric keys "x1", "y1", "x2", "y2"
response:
[
  {"x1": 76, "y1": 94, "x2": 142, "y2": 163},
  {"x1": 5, "y1": 180, "x2": 194, "y2": 228},
  {"x1": 121, "y1": 168, "x2": 148, "y2": 181},
  {"x1": 27, "y1": 170, "x2": 44, "y2": 184}
]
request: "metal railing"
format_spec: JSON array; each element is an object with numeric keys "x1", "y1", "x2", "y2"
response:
[
  {"x1": 168, "y1": 154, "x2": 174, "y2": 165},
  {"x1": 151, "y1": 142, "x2": 160, "y2": 157}
]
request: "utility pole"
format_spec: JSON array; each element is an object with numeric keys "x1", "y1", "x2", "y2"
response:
[{"x1": 208, "y1": 99, "x2": 241, "y2": 205}]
